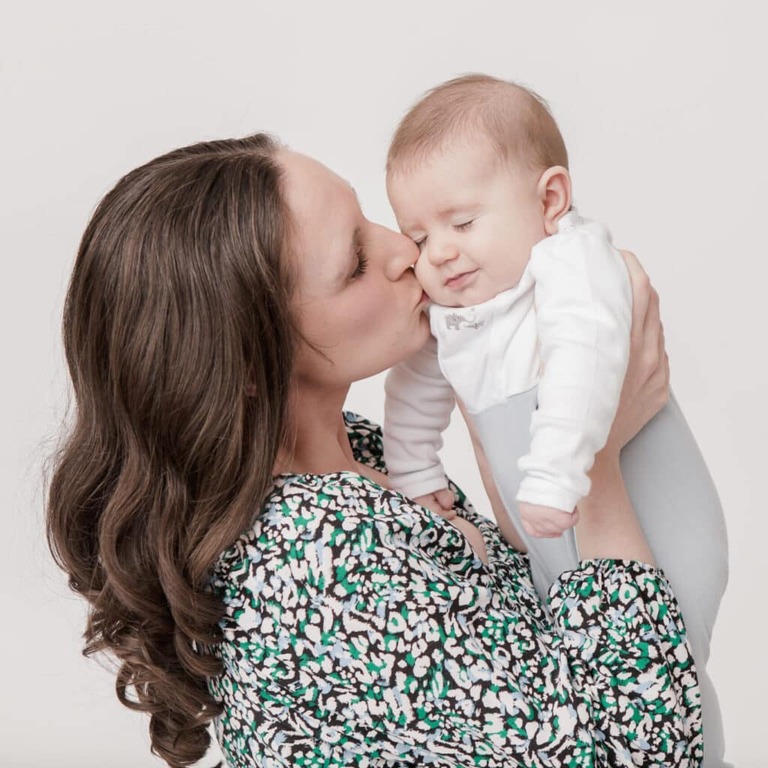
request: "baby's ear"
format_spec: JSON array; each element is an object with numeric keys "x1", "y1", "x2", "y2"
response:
[{"x1": 537, "y1": 166, "x2": 572, "y2": 235}]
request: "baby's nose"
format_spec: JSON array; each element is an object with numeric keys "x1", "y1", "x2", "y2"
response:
[{"x1": 428, "y1": 236, "x2": 459, "y2": 266}]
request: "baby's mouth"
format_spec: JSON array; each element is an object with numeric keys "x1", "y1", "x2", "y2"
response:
[{"x1": 445, "y1": 269, "x2": 478, "y2": 289}]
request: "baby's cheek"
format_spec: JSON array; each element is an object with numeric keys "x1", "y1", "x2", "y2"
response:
[{"x1": 414, "y1": 259, "x2": 439, "y2": 299}]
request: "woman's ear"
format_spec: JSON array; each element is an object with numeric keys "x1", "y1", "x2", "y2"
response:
[{"x1": 536, "y1": 166, "x2": 572, "y2": 235}]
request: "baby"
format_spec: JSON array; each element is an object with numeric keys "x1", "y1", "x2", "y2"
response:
[
  {"x1": 382, "y1": 74, "x2": 730, "y2": 766},
  {"x1": 384, "y1": 74, "x2": 631, "y2": 539}
]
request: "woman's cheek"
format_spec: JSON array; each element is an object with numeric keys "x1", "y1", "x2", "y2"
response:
[{"x1": 353, "y1": 293, "x2": 386, "y2": 339}]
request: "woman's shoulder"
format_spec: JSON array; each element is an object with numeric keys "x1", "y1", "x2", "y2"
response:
[
  {"x1": 211, "y1": 457, "x2": 421, "y2": 589},
  {"x1": 212, "y1": 469, "x2": 379, "y2": 581}
]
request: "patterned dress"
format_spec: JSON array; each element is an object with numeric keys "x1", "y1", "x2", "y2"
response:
[{"x1": 207, "y1": 412, "x2": 702, "y2": 767}]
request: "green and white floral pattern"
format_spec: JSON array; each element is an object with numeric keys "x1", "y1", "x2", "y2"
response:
[{"x1": 207, "y1": 413, "x2": 702, "y2": 767}]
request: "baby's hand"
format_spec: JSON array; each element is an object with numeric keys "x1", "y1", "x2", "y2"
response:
[
  {"x1": 414, "y1": 488, "x2": 456, "y2": 520},
  {"x1": 519, "y1": 501, "x2": 579, "y2": 538}
]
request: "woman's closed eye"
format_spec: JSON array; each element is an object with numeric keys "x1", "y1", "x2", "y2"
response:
[{"x1": 350, "y1": 247, "x2": 369, "y2": 279}]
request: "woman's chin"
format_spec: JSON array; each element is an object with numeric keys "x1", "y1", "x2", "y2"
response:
[{"x1": 409, "y1": 313, "x2": 432, "y2": 350}]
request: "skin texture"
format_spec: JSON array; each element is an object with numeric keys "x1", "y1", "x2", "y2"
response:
[{"x1": 276, "y1": 149, "x2": 663, "y2": 566}]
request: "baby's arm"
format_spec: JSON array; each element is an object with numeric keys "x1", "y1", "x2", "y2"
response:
[
  {"x1": 517, "y1": 219, "x2": 632, "y2": 522},
  {"x1": 383, "y1": 334, "x2": 456, "y2": 504}
]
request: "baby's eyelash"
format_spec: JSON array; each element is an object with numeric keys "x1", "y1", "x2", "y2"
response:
[
  {"x1": 351, "y1": 249, "x2": 368, "y2": 279},
  {"x1": 454, "y1": 219, "x2": 474, "y2": 231},
  {"x1": 413, "y1": 236, "x2": 427, "y2": 250}
]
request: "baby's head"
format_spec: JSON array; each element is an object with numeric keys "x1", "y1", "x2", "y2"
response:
[{"x1": 387, "y1": 74, "x2": 571, "y2": 308}]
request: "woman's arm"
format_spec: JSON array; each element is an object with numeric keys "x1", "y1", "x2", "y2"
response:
[{"x1": 575, "y1": 250, "x2": 669, "y2": 563}]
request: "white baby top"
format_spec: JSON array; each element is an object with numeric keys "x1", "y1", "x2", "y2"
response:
[{"x1": 383, "y1": 210, "x2": 632, "y2": 512}]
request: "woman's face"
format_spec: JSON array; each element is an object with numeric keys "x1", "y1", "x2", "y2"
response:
[{"x1": 279, "y1": 150, "x2": 431, "y2": 389}]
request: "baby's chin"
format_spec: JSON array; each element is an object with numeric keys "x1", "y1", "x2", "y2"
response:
[
  {"x1": 422, "y1": 291, "x2": 460, "y2": 308},
  {"x1": 428, "y1": 287, "x2": 499, "y2": 309}
]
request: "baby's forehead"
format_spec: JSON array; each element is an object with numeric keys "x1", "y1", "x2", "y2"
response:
[
  {"x1": 389, "y1": 137, "x2": 528, "y2": 196},
  {"x1": 389, "y1": 129, "x2": 533, "y2": 182},
  {"x1": 391, "y1": 126, "x2": 476, "y2": 166}
]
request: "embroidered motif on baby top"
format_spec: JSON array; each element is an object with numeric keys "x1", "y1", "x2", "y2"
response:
[{"x1": 444, "y1": 309, "x2": 485, "y2": 330}]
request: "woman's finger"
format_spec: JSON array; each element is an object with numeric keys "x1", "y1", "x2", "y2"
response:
[
  {"x1": 643, "y1": 286, "x2": 661, "y2": 336},
  {"x1": 619, "y1": 249, "x2": 651, "y2": 341},
  {"x1": 641, "y1": 288, "x2": 662, "y2": 373}
]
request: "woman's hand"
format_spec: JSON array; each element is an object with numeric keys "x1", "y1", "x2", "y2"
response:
[{"x1": 604, "y1": 250, "x2": 670, "y2": 456}]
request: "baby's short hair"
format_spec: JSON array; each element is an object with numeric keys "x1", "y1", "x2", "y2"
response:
[{"x1": 387, "y1": 74, "x2": 568, "y2": 175}]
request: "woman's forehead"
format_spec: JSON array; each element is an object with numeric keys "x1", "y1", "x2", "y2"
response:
[
  {"x1": 279, "y1": 150, "x2": 355, "y2": 215},
  {"x1": 278, "y1": 150, "x2": 360, "y2": 289},
  {"x1": 281, "y1": 151, "x2": 357, "y2": 229}
]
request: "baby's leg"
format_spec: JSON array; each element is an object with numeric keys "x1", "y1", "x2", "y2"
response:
[
  {"x1": 470, "y1": 387, "x2": 730, "y2": 768},
  {"x1": 469, "y1": 388, "x2": 581, "y2": 598}
]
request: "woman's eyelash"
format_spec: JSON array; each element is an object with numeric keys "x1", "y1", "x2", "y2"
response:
[{"x1": 351, "y1": 249, "x2": 368, "y2": 278}]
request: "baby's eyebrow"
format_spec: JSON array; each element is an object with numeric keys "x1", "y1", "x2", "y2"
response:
[{"x1": 436, "y1": 204, "x2": 478, "y2": 218}]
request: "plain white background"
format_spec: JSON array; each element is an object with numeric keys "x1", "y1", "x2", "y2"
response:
[{"x1": 2, "y1": 1, "x2": 766, "y2": 765}]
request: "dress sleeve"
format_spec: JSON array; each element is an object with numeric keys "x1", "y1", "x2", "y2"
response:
[
  {"x1": 218, "y1": 482, "x2": 702, "y2": 767},
  {"x1": 383, "y1": 334, "x2": 456, "y2": 498},
  {"x1": 517, "y1": 219, "x2": 632, "y2": 512}
]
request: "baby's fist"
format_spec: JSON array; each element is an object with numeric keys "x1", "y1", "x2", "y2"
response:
[
  {"x1": 414, "y1": 488, "x2": 456, "y2": 520},
  {"x1": 519, "y1": 501, "x2": 579, "y2": 538}
]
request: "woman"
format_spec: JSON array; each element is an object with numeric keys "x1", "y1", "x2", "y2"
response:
[{"x1": 47, "y1": 133, "x2": 701, "y2": 767}]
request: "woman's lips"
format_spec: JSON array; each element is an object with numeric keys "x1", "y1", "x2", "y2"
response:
[
  {"x1": 445, "y1": 269, "x2": 478, "y2": 290},
  {"x1": 415, "y1": 289, "x2": 430, "y2": 310}
]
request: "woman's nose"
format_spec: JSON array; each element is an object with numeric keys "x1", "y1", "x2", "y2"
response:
[{"x1": 383, "y1": 229, "x2": 420, "y2": 282}]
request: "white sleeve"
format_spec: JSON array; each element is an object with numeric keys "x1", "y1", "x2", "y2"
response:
[
  {"x1": 516, "y1": 221, "x2": 632, "y2": 512},
  {"x1": 383, "y1": 334, "x2": 456, "y2": 499}
]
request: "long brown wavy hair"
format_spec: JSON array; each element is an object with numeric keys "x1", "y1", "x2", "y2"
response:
[{"x1": 45, "y1": 133, "x2": 297, "y2": 766}]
